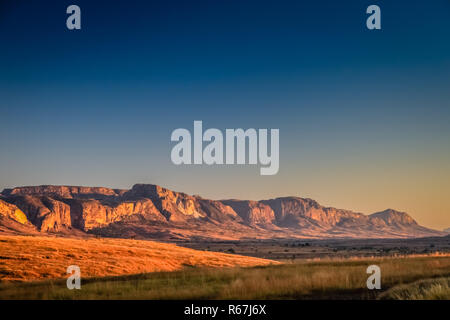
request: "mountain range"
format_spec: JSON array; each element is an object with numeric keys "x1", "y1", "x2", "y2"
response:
[{"x1": 0, "y1": 184, "x2": 445, "y2": 240}]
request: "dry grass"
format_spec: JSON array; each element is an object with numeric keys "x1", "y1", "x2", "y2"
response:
[
  {"x1": 0, "y1": 235, "x2": 278, "y2": 281},
  {"x1": 0, "y1": 252, "x2": 449, "y2": 299},
  {"x1": 379, "y1": 277, "x2": 450, "y2": 300}
]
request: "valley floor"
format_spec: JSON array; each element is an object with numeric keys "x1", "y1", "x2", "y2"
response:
[{"x1": 179, "y1": 236, "x2": 450, "y2": 261}]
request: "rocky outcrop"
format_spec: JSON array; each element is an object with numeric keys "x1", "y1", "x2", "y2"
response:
[
  {"x1": 222, "y1": 200, "x2": 276, "y2": 226},
  {"x1": 0, "y1": 199, "x2": 29, "y2": 225},
  {"x1": 72, "y1": 198, "x2": 165, "y2": 230},
  {"x1": 2, "y1": 191, "x2": 164, "y2": 232},
  {"x1": 0, "y1": 184, "x2": 445, "y2": 239},
  {"x1": 369, "y1": 209, "x2": 417, "y2": 227},
  {"x1": 4, "y1": 195, "x2": 72, "y2": 231},
  {"x1": 261, "y1": 197, "x2": 364, "y2": 228},
  {"x1": 124, "y1": 184, "x2": 206, "y2": 221}
]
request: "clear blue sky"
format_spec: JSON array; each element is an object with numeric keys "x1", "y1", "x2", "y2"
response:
[{"x1": 0, "y1": 0, "x2": 449, "y2": 228}]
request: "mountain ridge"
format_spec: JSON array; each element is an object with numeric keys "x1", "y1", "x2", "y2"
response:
[{"x1": 0, "y1": 184, "x2": 444, "y2": 240}]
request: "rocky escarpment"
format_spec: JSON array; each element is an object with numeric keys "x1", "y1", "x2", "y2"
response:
[
  {"x1": 123, "y1": 184, "x2": 206, "y2": 222},
  {"x1": 261, "y1": 197, "x2": 364, "y2": 229},
  {"x1": 0, "y1": 199, "x2": 29, "y2": 225},
  {"x1": 0, "y1": 184, "x2": 445, "y2": 240},
  {"x1": 222, "y1": 200, "x2": 276, "y2": 226}
]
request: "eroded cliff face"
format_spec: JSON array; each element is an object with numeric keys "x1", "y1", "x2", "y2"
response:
[
  {"x1": 0, "y1": 184, "x2": 444, "y2": 239},
  {"x1": 39, "y1": 198, "x2": 72, "y2": 231},
  {"x1": 3, "y1": 195, "x2": 166, "y2": 232},
  {"x1": 0, "y1": 199, "x2": 29, "y2": 225},
  {"x1": 4, "y1": 195, "x2": 72, "y2": 232},
  {"x1": 124, "y1": 184, "x2": 206, "y2": 221},
  {"x1": 75, "y1": 199, "x2": 165, "y2": 230},
  {"x1": 261, "y1": 197, "x2": 364, "y2": 227},
  {"x1": 222, "y1": 200, "x2": 276, "y2": 226}
]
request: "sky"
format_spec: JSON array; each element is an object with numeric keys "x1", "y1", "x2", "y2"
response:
[{"x1": 0, "y1": 0, "x2": 449, "y2": 229}]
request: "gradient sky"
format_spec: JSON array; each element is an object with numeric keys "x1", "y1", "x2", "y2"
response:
[{"x1": 1, "y1": 0, "x2": 449, "y2": 229}]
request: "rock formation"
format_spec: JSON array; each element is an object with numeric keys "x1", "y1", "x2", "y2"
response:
[{"x1": 0, "y1": 184, "x2": 444, "y2": 240}]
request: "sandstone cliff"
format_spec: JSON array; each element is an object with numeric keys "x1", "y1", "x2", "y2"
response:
[
  {"x1": 0, "y1": 184, "x2": 444, "y2": 240},
  {"x1": 0, "y1": 199, "x2": 29, "y2": 225}
]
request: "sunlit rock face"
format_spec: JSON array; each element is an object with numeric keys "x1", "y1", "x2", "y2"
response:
[
  {"x1": 0, "y1": 184, "x2": 445, "y2": 240},
  {"x1": 0, "y1": 199, "x2": 29, "y2": 225}
]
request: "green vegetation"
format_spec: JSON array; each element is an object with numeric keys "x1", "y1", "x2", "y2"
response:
[{"x1": 1, "y1": 255, "x2": 449, "y2": 299}]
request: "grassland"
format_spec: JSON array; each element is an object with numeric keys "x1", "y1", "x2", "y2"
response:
[
  {"x1": 0, "y1": 235, "x2": 277, "y2": 281},
  {"x1": 379, "y1": 277, "x2": 450, "y2": 300},
  {"x1": 1, "y1": 253, "x2": 449, "y2": 299}
]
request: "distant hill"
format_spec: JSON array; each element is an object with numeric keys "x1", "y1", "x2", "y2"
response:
[{"x1": 0, "y1": 184, "x2": 445, "y2": 240}]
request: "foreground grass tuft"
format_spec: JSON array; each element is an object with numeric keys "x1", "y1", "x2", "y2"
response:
[{"x1": 379, "y1": 277, "x2": 450, "y2": 300}]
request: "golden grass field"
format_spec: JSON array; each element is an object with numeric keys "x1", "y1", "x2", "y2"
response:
[
  {"x1": 0, "y1": 235, "x2": 449, "y2": 299},
  {"x1": 0, "y1": 235, "x2": 278, "y2": 282},
  {"x1": 0, "y1": 255, "x2": 449, "y2": 299}
]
